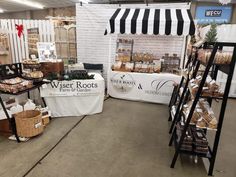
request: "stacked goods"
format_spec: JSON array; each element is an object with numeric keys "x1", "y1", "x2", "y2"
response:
[
  {"x1": 176, "y1": 122, "x2": 209, "y2": 154},
  {"x1": 22, "y1": 59, "x2": 44, "y2": 83},
  {"x1": 161, "y1": 53, "x2": 180, "y2": 73},
  {"x1": 183, "y1": 99, "x2": 218, "y2": 130},
  {"x1": 132, "y1": 52, "x2": 155, "y2": 62},
  {"x1": 22, "y1": 59, "x2": 41, "y2": 69},
  {"x1": 22, "y1": 71, "x2": 44, "y2": 82},
  {"x1": 124, "y1": 62, "x2": 134, "y2": 72},
  {"x1": 27, "y1": 28, "x2": 39, "y2": 57},
  {"x1": 116, "y1": 49, "x2": 131, "y2": 62},
  {"x1": 176, "y1": 122, "x2": 193, "y2": 151},
  {"x1": 113, "y1": 38, "x2": 181, "y2": 74},
  {"x1": 112, "y1": 60, "x2": 161, "y2": 73},
  {"x1": 116, "y1": 38, "x2": 132, "y2": 62},
  {"x1": 192, "y1": 128, "x2": 209, "y2": 154},
  {"x1": 198, "y1": 49, "x2": 232, "y2": 65},
  {"x1": 189, "y1": 75, "x2": 224, "y2": 97},
  {"x1": 0, "y1": 77, "x2": 33, "y2": 93}
]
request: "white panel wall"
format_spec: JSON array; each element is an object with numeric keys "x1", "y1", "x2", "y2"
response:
[
  {"x1": 76, "y1": 3, "x2": 190, "y2": 80},
  {"x1": 0, "y1": 19, "x2": 54, "y2": 63}
]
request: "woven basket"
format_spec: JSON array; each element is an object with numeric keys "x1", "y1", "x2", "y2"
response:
[
  {"x1": 42, "y1": 116, "x2": 50, "y2": 126},
  {"x1": 15, "y1": 110, "x2": 43, "y2": 138}
]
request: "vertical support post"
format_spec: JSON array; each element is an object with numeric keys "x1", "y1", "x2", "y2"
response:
[
  {"x1": 169, "y1": 76, "x2": 189, "y2": 134},
  {"x1": 169, "y1": 90, "x2": 190, "y2": 146},
  {"x1": 169, "y1": 76, "x2": 184, "y2": 108},
  {"x1": 208, "y1": 45, "x2": 236, "y2": 176}
]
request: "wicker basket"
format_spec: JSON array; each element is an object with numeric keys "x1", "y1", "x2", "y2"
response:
[
  {"x1": 42, "y1": 116, "x2": 50, "y2": 126},
  {"x1": 15, "y1": 110, "x2": 44, "y2": 138}
]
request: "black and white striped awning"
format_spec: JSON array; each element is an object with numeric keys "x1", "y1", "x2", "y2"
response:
[{"x1": 105, "y1": 8, "x2": 195, "y2": 36}]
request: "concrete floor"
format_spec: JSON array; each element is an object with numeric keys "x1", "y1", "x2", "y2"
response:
[{"x1": 0, "y1": 98, "x2": 236, "y2": 177}]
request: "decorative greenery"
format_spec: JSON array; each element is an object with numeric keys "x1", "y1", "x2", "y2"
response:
[
  {"x1": 190, "y1": 35, "x2": 196, "y2": 45},
  {"x1": 67, "y1": 71, "x2": 94, "y2": 80},
  {"x1": 47, "y1": 72, "x2": 59, "y2": 81},
  {"x1": 46, "y1": 71, "x2": 94, "y2": 81},
  {"x1": 205, "y1": 23, "x2": 218, "y2": 43}
]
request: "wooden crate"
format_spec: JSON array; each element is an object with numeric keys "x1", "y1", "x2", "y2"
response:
[{"x1": 0, "y1": 119, "x2": 12, "y2": 136}]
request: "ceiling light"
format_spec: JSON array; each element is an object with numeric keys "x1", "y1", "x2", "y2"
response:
[
  {"x1": 219, "y1": 0, "x2": 231, "y2": 4},
  {"x1": 0, "y1": 8, "x2": 4, "y2": 13},
  {"x1": 10, "y1": 0, "x2": 44, "y2": 9},
  {"x1": 79, "y1": 0, "x2": 90, "y2": 4}
]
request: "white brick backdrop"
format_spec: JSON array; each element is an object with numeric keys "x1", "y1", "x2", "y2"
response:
[{"x1": 76, "y1": 3, "x2": 190, "y2": 81}]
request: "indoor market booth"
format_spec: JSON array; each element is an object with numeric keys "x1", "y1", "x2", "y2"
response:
[{"x1": 0, "y1": 0, "x2": 236, "y2": 177}]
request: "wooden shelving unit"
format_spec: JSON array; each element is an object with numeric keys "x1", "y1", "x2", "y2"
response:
[{"x1": 27, "y1": 28, "x2": 40, "y2": 58}]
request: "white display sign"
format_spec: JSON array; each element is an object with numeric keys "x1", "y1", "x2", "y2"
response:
[
  {"x1": 40, "y1": 79, "x2": 104, "y2": 97},
  {"x1": 108, "y1": 71, "x2": 181, "y2": 104},
  {"x1": 37, "y1": 42, "x2": 57, "y2": 61},
  {"x1": 40, "y1": 73, "x2": 105, "y2": 117}
]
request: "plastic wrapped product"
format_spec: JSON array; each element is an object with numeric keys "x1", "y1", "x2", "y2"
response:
[
  {"x1": 134, "y1": 62, "x2": 142, "y2": 72},
  {"x1": 208, "y1": 118, "x2": 218, "y2": 129},
  {"x1": 196, "y1": 117, "x2": 207, "y2": 128},
  {"x1": 192, "y1": 130, "x2": 209, "y2": 154},
  {"x1": 113, "y1": 61, "x2": 122, "y2": 71},
  {"x1": 176, "y1": 122, "x2": 193, "y2": 145},
  {"x1": 208, "y1": 80, "x2": 219, "y2": 92},
  {"x1": 125, "y1": 62, "x2": 134, "y2": 72},
  {"x1": 191, "y1": 109, "x2": 203, "y2": 124}
]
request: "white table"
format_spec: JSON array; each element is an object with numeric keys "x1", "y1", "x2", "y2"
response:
[
  {"x1": 108, "y1": 71, "x2": 181, "y2": 105},
  {"x1": 40, "y1": 73, "x2": 105, "y2": 117}
]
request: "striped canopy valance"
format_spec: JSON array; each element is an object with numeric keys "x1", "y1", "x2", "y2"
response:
[{"x1": 105, "y1": 8, "x2": 195, "y2": 36}]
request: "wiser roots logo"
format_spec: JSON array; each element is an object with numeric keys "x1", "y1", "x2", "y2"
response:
[
  {"x1": 110, "y1": 73, "x2": 136, "y2": 93},
  {"x1": 50, "y1": 80, "x2": 98, "y2": 93}
]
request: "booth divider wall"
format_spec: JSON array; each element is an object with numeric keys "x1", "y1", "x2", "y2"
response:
[{"x1": 0, "y1": 19, "x2": 54, "y2": 63}]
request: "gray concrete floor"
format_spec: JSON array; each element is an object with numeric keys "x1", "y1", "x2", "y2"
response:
[{"x1": 0, "y1": 98, "x2": 236, "y2": 177}]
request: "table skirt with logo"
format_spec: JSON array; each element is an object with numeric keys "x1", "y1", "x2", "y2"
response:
[
  {"x1": 108, "y1": 71, "x2": 181, "y2": 105},
  {"x1": 40, "y1": 73, "x2": 105, "y2": 117}
]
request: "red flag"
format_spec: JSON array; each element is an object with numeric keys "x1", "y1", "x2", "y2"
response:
[{"x1": 15, "y1": 24, "x2": 24, "y2": 38}]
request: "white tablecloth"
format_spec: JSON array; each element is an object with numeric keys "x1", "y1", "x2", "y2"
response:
[
  {"x1": 40, "y1": 73, "x2": 105, "y2": 117},
  {"x1": 108, "y1": 71, "x2": 181, "y2": 105}
]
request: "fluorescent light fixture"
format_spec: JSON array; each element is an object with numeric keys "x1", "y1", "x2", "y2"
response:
[
  {"x1": 79, "y1": 0, "x2": 91, "y2": 4},
  {"x1": 0, "y1": 8, "x2": 4, "y2": 13},
  {"x1": 10, "y1": 0, "x2": 44, "y2": 9}
]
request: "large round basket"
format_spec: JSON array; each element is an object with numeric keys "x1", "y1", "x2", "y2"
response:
[{"x1": 15, "y1": 110, "x2": 44, "y2": 138}]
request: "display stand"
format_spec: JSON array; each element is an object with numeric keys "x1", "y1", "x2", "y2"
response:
[
  {"x1": 105, "y1": 7, "x2": 195, "y2": 104},
  {"x1": 0, "y1": 63, "x2": 46, "y2": 142},
  {"x1": 168, "y1": 42, "x2": 236, "y2": 176},
  {"x1": 27, "y1": 28, "x2": 40, "y2": 58}
]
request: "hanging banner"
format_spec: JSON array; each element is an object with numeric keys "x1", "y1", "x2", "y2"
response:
[{"x1": 196, "y1": 6, "x2": 232, "y2": 24}]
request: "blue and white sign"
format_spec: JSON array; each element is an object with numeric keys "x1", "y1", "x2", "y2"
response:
[{"x1": 196, "y1": 6, "x2": 232, "y2": 24}]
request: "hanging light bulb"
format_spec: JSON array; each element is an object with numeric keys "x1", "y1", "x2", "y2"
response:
[{"x1": 219, "y1": 0, "x2": 231, "y2": 5}]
